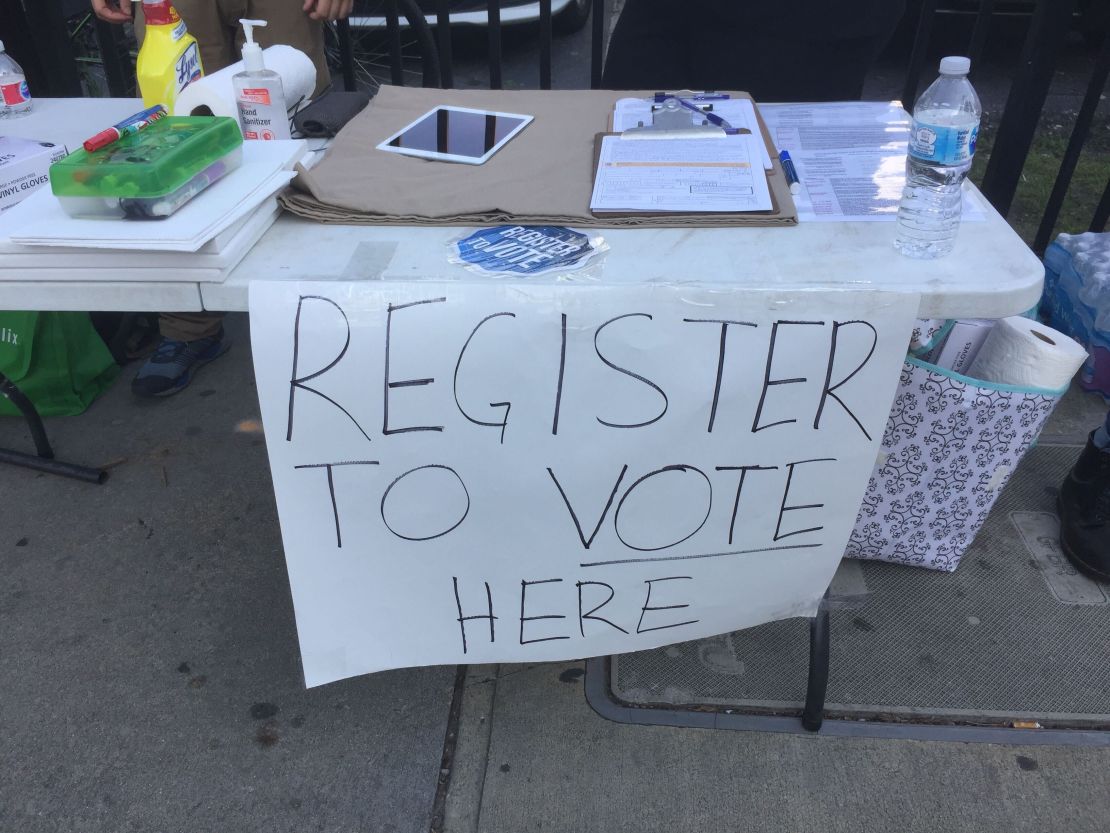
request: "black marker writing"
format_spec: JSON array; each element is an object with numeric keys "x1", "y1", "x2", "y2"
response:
[
  {"x1": 294, "y1": 460, "x2": 380, "y2": 548},
  {"x1": 383, "y1": 297, "x2": 446, "y2": 435},
  {"x1": 752, "y1": 320, "x2": 823, "y2": 433},
  {"x1": 286, "y1": 295, "x2": 371, "y2": 444},
  {"x1": 814, "y1": 320, "x2": 878, "y2": 440},
  {"x1": 774, "y1": 457, "x2": 836, "y2": 540},
  {"x1": 594, "y1": 313, "x2": 669, "y2": 429},
  {"x1": 683, "y1": 318, "x2": 758, "y2": 432},
  {"x1": 576, "y1": 581, "x2": 628, "y2": 636},
  {"x1": 637, "y1": 576, "x2": 698, "y2": 634},
  {"x1": 715, "y1": 464, "x2": 779, "y2": 545},
  {"x1": 547, "y1": 465, "x2": 629, "y2": 550},
  {"x1": 613, "y1": 465, "x2": 713, "y2": 552},
  {"x1": 552, "y1": 313, "x2": 567, "y2": 435},
  {"x1": 454, "y1": 311, "x2": 515, "y2": 444},
  {"x1": 519, "y1": 579, "x2": 570, "y2": 645},
  {"x1": 381, "y1": 464, "x2": 470, "y2": 541},
  {"x1": 452, "y1": 577, "x2": 496, "y2": 653}
]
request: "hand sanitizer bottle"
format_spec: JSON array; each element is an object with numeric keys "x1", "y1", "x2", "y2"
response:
[{"x1": 233, "y1": 19, "x2": 290, "y2": 141}]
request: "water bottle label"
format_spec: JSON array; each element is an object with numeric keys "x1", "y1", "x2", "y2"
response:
[
  {"x1": 909, "y1": 119, "x2": 978, "y2": 165},
  {"x1": 1, "y1": 81, "x2": 30, "y2": 106}
]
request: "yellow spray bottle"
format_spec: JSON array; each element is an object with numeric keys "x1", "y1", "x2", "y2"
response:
[{"x1": 133, "y1": 0, "x2": 204, "y2": 111}]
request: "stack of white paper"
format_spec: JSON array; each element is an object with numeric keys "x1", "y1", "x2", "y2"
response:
[{"x1": 0, "y1": 140, "x2": 305, "y2": 282}]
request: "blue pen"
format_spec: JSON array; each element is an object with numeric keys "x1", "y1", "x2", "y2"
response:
[
  {"x1": 661, "y1": 95, "x2": 737, "y2": 132},
  {"x1": 779, "y1": 149, "x2": 801, "y2": 195},
  {"x1": 653, "y1": 91, "x2": 730, "y2": 103}
]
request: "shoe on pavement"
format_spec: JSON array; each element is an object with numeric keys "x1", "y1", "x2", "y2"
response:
[
  {"x1": 131, "y1": 330, "x2": 230, "y2": 398},
  {"x1": 1058, "y1": 431, "x2": 1110, "y2": 583}
]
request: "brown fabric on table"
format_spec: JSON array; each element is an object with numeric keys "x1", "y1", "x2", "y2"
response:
[{"x1": 280, "y1": 85, "x2": 796, "y2": 227}]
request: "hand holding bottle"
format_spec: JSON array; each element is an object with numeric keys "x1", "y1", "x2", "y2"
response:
[
  {"x1": 303, "y1": 0, "x2": 355, "y2": 23},
  {"x1": 90, "y1": 0, "x2": 133, "y2": 24}
]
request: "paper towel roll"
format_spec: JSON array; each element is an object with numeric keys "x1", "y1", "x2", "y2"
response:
[
  {"x1": 173, "y1": 45, "x2": 316, "y2": 119},
  {"x1": 967, "y1": 316, "x2": 1088, "y2": 390}
]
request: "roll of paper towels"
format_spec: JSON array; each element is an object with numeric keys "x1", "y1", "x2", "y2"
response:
[
  {"x1": 967, "y1": 316, "x2": 1088, "y2": 390},
  {"x1": 174, "y1": 45, "x2": 316, "y2": 119}
]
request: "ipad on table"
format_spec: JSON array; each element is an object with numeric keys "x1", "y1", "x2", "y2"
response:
[{"x1": 375, "y1": 106, "x2": 533, "y2": 165}]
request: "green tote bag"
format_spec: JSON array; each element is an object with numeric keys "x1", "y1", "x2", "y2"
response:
[{"x1": 0, "y1": 311, "x2": 119, "y2": 418}]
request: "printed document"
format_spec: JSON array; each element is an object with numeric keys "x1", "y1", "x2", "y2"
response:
[
  {"x1": 760, "y1": 101, "x2": 985, "y2": 222},
  {"x1": 590, "y1": 133, "x2": 772, "y2": 214}
]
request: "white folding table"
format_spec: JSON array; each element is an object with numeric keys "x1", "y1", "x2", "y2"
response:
[
  {"x1": 0, "y1": 98, "x2": 1047, "y2": 730},
  {"x1": 0, "y1": 99, "x2": 1042, "y2": 320}
]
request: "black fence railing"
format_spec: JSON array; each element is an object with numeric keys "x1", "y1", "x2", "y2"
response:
[{"x1": 5, "y1": 0, "x2": 1108, "y2": 254}]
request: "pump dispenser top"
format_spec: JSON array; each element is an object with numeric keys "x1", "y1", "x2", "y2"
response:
[{"x1": 239, "y1": 19, "x2": 267, "y2": 72}]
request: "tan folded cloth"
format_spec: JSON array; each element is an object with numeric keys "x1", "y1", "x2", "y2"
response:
[{"x1": 281, "y1": 85, "x2": 796, "y2": 228}]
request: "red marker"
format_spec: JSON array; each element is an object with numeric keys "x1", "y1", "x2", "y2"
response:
[{"x1": 83, "y1": 105, "x2": 168, "y2": 153}]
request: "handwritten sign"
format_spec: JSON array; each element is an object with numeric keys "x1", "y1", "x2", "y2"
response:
[{"x1": 249, "y1": 281, "x2": 918, "y2": 686}]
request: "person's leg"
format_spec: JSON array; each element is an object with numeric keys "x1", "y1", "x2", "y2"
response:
[
  {"x1": 158, "y1": 313, "x2": 224, "y2": 342},
  {"x1": 1058, "y1": 409, "x2": 1110, "y2": 582},
  {"x1": 602, "y1": 0, "x2": 695, "y2": 90},
  {"x1": 132, "y1": 313, "x2": 230, "y2": 397},
  {"x1": 1094, "y1": 407, "x2": 1110, "y2": 448},
  {"x1": 246, "y1": 0, "x2": 331, "y2": 96}
]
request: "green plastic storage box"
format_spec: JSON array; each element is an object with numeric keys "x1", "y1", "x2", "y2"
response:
[{"x1": 49, "y1": 116, "x2": 243, "y2": 219}]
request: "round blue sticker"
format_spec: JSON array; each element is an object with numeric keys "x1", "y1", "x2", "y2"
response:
[{"x1": 454, "y1": 226, "x2": 600, "y2": 277}]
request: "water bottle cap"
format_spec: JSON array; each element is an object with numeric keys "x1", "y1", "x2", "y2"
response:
[{"x1": 940, "y1": 56, "x2": 971, "y2": 76}]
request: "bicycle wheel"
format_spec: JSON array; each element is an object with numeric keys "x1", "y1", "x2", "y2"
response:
[{"x1": 324, "y1": 1, "x2": 436, "y2": 91}]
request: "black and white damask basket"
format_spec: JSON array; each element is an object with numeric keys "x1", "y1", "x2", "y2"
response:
[{"x1": 846, "y1": 356, "x2": 1065, "y2": 572}]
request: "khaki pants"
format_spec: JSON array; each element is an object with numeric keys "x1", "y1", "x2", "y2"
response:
[{"x1": 138, "y1": 1, "x2": 332, "y2": 342}]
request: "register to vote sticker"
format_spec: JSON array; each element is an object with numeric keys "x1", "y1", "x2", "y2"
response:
[{"x1": 452, "y1": 225, "x2": 606, "y2": 278}]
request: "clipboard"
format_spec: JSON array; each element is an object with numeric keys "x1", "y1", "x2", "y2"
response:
[
  {"x1": 589, "y1": 94, "x2": 795, "y2": 221},
  {"x1": 589, "y1": 132, "x2": 785, "y2": 219}
]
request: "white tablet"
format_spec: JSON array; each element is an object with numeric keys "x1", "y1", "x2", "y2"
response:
[{"x1": 375, "y1": 106, "x2": 534, "y2": 165}]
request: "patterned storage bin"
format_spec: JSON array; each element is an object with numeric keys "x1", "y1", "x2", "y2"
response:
[
  {"x1": 846, "y1": 356, "x2": 1065, "y2": 572},
  {"x1": 909, "y1": 318, "x2": 953, "y2": 356}
]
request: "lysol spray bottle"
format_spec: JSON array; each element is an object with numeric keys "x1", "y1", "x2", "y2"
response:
[{"x1": 133, "y1": 0, "x2": 204, "y2": 110}]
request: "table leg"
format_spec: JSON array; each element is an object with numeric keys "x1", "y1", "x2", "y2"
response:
[
  {"x1": 0, "y1": 372, "x2": 107, "y2": 484},
  {"x1": 801, "y1": 591, "x2": 831, "y2": 732}
]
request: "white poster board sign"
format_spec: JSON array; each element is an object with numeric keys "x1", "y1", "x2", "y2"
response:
[{"x1": 249, "y1": 281, "x2": 918, "y2": 686}]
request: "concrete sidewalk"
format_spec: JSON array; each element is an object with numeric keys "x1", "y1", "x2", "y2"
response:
[
  {"x1": 2, "y1": 315, "x2": 1109, "y2": 833},
  {"x1": 0, "y1": 314, "x2": 454, "y2": 833},
  {"x1": 443, "y1": 662, "x2": 1109, "y2": 833}
]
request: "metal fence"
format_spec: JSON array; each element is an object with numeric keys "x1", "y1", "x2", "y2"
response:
[{"x1": 7, "y1": 0, "x2": 1109, "y2": 254}]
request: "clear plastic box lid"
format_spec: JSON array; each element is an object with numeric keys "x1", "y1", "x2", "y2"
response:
[{"x1": 49, "y1": 116, "x2": 243, "y2": 199}]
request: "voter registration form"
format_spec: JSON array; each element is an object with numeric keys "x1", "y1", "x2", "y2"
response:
[
  {"x1": 760, "y1": 101, "x2": 986, "y2": 222},
  {"x1": 590, "y1": 133, "x2": 772, "y2": 214}
]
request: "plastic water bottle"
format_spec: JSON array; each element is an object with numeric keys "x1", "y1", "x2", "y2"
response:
[
  {"x1": 895, "y1": 56, "x2": 982, "y2": 259},
  {"x1": 0, "y1": 40, "x2": 32, "y2": 119}
]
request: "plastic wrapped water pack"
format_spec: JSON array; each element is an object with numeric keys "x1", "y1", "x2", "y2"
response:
[{"x1": 1041, "y1": 231, "x2": 1110, "y2": 398}]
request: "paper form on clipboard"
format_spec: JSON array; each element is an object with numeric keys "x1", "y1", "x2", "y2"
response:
[
  {"x1": 612, "y1": 97, "x2": 774, "y2": 170},
  {"x1": 589, "y1": 132, "x2": 773, "y2": 214}
]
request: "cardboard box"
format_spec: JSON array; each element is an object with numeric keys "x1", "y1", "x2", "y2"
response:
[
  {"x1": 0, "y1": 136, "x2": 68, "y2": 212},
  {"x1": 928, "y1": 319, "x2": 995, "y2": 374}
]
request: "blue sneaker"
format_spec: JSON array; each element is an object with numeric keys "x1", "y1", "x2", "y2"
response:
[{"x1": 131, "y1": 330, "x2": 230, "y2": 397}]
